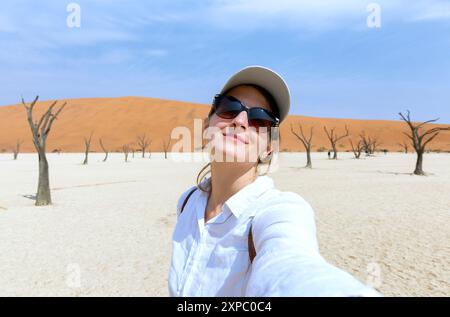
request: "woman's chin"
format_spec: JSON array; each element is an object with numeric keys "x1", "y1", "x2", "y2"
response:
[
  {"x1": 211, "y1": 147, "x2": 249, "y2": 163},
  {"x1": 213, "y1": 151, "x2": 263, "y2": 164}
]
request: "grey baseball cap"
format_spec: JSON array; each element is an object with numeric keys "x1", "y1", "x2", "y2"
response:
[{"x1": 219, "y1": 65, "x2": 291, "y2": 123}]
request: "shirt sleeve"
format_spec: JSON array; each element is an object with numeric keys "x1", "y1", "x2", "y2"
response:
[{"x1": 245, "y1": 191, "x2": 381, "y2": 297}]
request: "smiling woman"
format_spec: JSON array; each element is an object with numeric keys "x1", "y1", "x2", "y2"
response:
[
  {"x1": 203, "y1": 85, "x2": 279, "y2": 166},
  {"x1": 168, "y1": 65, "x2": 380, "y2": 297}
]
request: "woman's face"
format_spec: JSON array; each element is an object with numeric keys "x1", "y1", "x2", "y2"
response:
[{"x1": 205, "y1": 85, "x2": 273, "y2": 164}]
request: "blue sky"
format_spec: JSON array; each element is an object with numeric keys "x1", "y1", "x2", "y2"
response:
[{"x1": 1, "y1": 0, "x2": 450, "y2": 122}]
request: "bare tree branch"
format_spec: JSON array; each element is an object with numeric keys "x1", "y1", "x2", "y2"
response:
[
  {"x1": 291, "y1": 123, "x2": 314, "y2": 167},
  {"x1": 162, "y1": 136, "x2": 172, "y2": 159},
  {"x1": 349, "y1": 139, "x2": 363, "y2": 159},
  {"x1": 22, "y1": 96, "x2": 67, "y2": 205},
  {"x1": 122, "y1": 144, "x2": 130, "y2": 162},
  {"x1": 399, "y1": 110, "x2": 450, "y2": 175},
  {"x1": 82, "y1": 132, "x2": 93, "y2": 165},
  {"x1": 99, "y1": 138, "x2": 109, "y2": 162},
  {"x1": 44, "y1": 102, "x2": 67, "y2": 135},
  {"x1": 324, "y1": 125, "x2": 349, "y2": 159},
  {"x1": 13, "y1": 139, "x2": 23, "y2": 160},
  {"x1": 137, "y1": 133, "x2": 151, "y2": 158}
]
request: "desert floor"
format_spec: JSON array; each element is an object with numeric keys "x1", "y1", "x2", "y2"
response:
[{"x1": 0, "y1": 152, "x2": 449, "y2": 296}]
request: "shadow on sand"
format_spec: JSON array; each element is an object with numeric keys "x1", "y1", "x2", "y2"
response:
[{"x1": 22, "y1": 194, "x2": 37, "y2": 201}]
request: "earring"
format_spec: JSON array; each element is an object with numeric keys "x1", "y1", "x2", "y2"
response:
[{"x1": 259, "y1": 151, "x2": 273, "y2": 163}]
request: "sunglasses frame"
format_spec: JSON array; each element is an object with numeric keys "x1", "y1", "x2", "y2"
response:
[{"x1": 209, "y1": 94, "x2": 280, "y2": 128}]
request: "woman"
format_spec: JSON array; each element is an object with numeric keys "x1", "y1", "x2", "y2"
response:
[{"x1": 169, "y1": 66, "x2": 379, "y2": 297}]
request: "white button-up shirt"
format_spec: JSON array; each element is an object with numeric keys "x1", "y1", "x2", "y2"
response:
[{"x1": 169, "y1": 175, "x2": 380, "y2": 297}]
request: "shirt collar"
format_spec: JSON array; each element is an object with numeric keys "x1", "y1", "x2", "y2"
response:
[{"x1": 200, "y1": 175, "x2": 275, "y2": 220}]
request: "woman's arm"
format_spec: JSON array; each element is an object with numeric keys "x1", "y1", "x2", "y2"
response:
[{"x1": 245, "y1": 192, "x2": 380, "y2": 297}]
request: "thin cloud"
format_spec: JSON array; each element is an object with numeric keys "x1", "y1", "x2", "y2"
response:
[
  {"x1": 202, "y1": 0, "x2": 450, "y2": 30},
  {"x1": 142, "y1": 49, "x2": 168, "y2": 57},
  {"x1": 408, "y1": 1, "x2": 450, "y2": 22}
]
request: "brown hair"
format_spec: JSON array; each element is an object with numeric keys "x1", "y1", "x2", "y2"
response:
[{"x1": 196, "y1": 84, "x2": 281, "y2": 192}]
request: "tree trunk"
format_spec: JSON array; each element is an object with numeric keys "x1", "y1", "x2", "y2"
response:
[
  {"x1": 305, "y1": 149, "x2": 312, "y2": 168},
  {"x1": 103, "y1": 152, "x2": 108, "y2": 162},
  {"x1": 36, "y1": 150, "x2": 52, "y2": 206},
  {"x1": 142, "y1": 150, "x2": 145, "y2": 158},
  {"x1": 13, "y1": 152, "x2": 18, "y2": 160},
  {"x1": 414, "y1": 150, "x2": 425, "y2": 175},
  {"x1": 332, "y1": 145, "x2": 337, "y2": 160},
  {"x1": 83, "y1": 149, "x2": 88, "y2": 165}
]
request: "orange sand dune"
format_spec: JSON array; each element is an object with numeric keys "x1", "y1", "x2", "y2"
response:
[{"x1": 0, "y1": 96, "x2": 449, "y2": 153}]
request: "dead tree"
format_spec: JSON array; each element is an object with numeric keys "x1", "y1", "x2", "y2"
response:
[
  {"x1": 162, "y1": 137, "x2": 172, "y2": 159},
  {"x1": 122, "y1": 144, "x2": 130, "y2": 162},
  {"x1": 148, "y1": 141, "x2": 153, "y2": 159},
  {"x1": 82, "y1": 132, "x2": 93, "y2": 165},
  {"x1": 370, "y1": 136, "x2": 381, "y2": 154},
  {"x1": 323, "y1": 125, "x2": 349, "y2": 160},
  {"x1": 22, "y1": 96, "x2": 67, "y2": 206},
  {"x1": 360, "y1": 132, "x2": 369, "y2": 156},
  {"x1": 99, "y1": 138, "x2": 109, "y2": 162},
  {"x1": 349, "y1": 139, "x2": 363, "y2": 159},
  {"x1": 13, "y1": 139, "x2": 23, "y2": 160},
  {"x1": 399, "y1": 110, "x2": 450, "y2": 175},
  {"x1": 137, "y1": 134, "x2": 150, "y2": 158},
  {"x1": 359, "y1": 131, "x2": 376, "y2": 156},
  {"x1": 398, "y1": 140, "x2": 409, "y2": 153},
  {"x1": 290, "y1": 123, "x2": 314, "y2": 168}
]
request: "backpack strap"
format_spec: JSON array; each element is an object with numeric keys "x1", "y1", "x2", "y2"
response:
[
  {"x1": 180, "y1": 187, "x2": 198, "y2": 214},
  {"x1": 248, "y1": 223, "x2": 256, "y2": 263},
  {"x1": 179, "y1": 186, "x2": 257, "y2": 263}
]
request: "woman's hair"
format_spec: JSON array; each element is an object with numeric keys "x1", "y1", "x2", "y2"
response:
[{"x1": 196, "y1": 84, "x2": 281, "y2": 192}]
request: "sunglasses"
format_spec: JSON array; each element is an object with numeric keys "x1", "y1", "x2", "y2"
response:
[{"x1": 209, "y1": 94, "x2": 279, "y2": 129}]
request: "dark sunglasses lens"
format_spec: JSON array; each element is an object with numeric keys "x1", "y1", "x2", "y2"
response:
[
  {"x1": 249, "y1": 119, "x2": 273, "y2": 129},
  {"x1": 215, "y1": 96, "x2": 243, "y2": 119},
  {"x1": 248, "y1": 108, "x2": 276, "y2": 129}
]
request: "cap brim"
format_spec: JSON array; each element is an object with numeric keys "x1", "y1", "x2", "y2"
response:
[{"x1": 220, "y1": 65, "x2": 290, "y2": 123}]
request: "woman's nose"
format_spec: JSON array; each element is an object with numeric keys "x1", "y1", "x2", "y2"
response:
[{"x1": 230, "y1": 110, "x2": 249, "y2": 129}]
